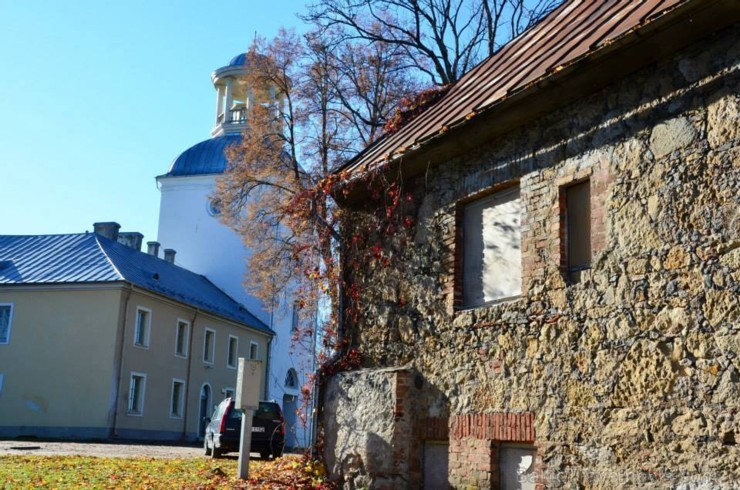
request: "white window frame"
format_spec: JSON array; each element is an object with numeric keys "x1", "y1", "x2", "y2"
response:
[
  {"x1": 170, "y1": 378, "x2": 185, "y2": 419},
  {"x1": 203, "y1": 328, "x2": 216, "y2": 364},
  {"x1": 227, "y1": 335, "x2": 238, "y2": 369},
  {"x1": 133, "y1": 307, "x2": 152, "y2": 349},
  {"x1": 0, "y1": 303, "x2": 14, "y2": 345},
  {"x1": 223, "y1": 387, "x2": 235, "y2": 399},
  {"x1": 249, "y1": 341, "x2": 259, "y2": 360},
  {"x1": 462, "y1": 186, "x2": 522, "y2": 308},
  {"x1": 128, "y1": 372, "x2": 147, "y2": 416},
  {"x1": 175, "y1": 319, "x2": 190, "y2": 358}
]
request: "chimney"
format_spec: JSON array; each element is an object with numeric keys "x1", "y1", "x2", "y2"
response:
[
  {"x1": 163, "y1": 249, "x2": 176, "y2": 264},
  {"x1": 147, "y1": 241, "x2": 160, "y2": 257},
  {"x1": 93, "y1": 222, "x2": 120, "y2": 241},
  {"x1": 117, "y1": 232, "x2": 144, "y2": 251}
]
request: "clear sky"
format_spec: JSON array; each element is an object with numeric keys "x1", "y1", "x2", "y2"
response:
[{"x1": 0, "y1": 0, "x2": 306, "y2": 245}]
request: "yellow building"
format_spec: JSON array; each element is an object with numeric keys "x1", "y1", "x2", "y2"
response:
[{"x1": 0, "y1": 222, "x2": 273, "y2": 441}]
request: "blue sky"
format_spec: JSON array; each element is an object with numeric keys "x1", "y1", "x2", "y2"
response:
[{"x1": 0, "y1": 0, "x2": 305, "y2": 245}]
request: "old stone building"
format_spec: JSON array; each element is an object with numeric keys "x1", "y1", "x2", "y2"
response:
[{"x1": 322, "y1": 0, "x2": 739, "y2": 488}]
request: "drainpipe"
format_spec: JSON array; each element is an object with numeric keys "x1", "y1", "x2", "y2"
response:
[
  {"x1": 110, "y1": 283, "x2": 133, "y2": 438},
  {"x1": 181, "y1": 307, "x2": 199, "y2": 440}
]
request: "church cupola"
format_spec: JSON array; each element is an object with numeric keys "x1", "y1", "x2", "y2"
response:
[{"x1": 211, "y1": 52, "x2": 279, "y2": 137}]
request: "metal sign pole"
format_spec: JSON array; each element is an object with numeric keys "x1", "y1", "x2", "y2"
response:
[{"x1": 237, "y1": 409, "x2": 254, "y2": 480}]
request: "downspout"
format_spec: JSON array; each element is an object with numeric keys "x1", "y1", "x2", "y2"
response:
[
  {"x1": 181, "y1": 307, "x2": 199, "y2": 440},
  {"x1": 110, "y1": 282, "x2": 133, "y2": 438}
]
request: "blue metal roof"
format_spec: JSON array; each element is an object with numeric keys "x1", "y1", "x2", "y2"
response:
[
  {"x1": 164, "y1": 134, "x2": 241, "y2": 177},
  {"x1": 0, "y1": 233, "x2": 271, "y2": 334},
  {"x1": 229, "y1": 53, "x2": 248, "y2": 66}
]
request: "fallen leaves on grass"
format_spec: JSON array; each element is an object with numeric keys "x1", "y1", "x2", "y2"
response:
[{"x1": 0, "y1": 454, "x2": 336, "y2": 489}]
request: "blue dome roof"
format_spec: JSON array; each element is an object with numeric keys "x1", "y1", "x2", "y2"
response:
[
  {"x1": 228, "y1": 53, "x2": 248, "y2": 66},
  {"x1": 166, "y1": 135, "x2": 241, "y2": 177}
]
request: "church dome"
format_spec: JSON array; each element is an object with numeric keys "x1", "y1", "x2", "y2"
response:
[
  {"x1": 225, "y1": 52, "x2": 269, "y2": 69},
  {"x1": 228, "y1": 53, "x2": 248, "y2": 66},
  {"x1": 165, "y1": 134, "x2": 241, "y2": 177}
]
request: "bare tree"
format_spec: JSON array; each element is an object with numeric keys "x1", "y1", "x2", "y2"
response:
[
  {"x1": 216, "y1": 29, "x2": 416, "y2": 339},
  {"x1": 304, "y1": 0, "x2": 562, "y2": 85},
  {"x1": 329, "y1": 34, "x2": 420, "y2": 146}
]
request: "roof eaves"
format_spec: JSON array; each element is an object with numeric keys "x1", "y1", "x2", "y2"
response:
[{"x1": 348, "y1": 0, "x2": 696, "y2": 177}]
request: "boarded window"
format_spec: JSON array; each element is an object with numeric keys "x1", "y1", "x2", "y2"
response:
[
  {"x1": 564, "y1": 180, "x2": 591, "y2": 283},
  {"x1": 423, "y1": 441, "x2": 449, "y2": 489},
  {"x1": 463, "y1": 187, "x2": 521, "y2": 307},
  {"x1": 500, "y1": 444, "x2": 536, "y2": 490}
]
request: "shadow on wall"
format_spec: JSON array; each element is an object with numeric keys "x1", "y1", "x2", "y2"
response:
[{"x1": 321, "y1": 368, "x2": 451, "y2": 489}]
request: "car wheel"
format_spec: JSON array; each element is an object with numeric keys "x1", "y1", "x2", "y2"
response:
[
  {"x1": 210, "y1": 440, "x2": 222, "y2": 459},
  {"x1": 203, "y1": 437, "x2": 212, "y2": 456},
  {"x1": 273, "y1": 446, "x2": 284, "y2": 458}
]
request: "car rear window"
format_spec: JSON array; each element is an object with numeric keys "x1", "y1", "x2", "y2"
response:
[
  {"x1": 227, "y1": 406, "x2": 242, "y2": 421},
  {"x1": 255, "y1": 403, "x2": 280, "y2": 420}
]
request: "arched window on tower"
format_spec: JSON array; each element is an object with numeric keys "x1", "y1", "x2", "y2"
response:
[{"x1": 285, "y1": 368, "x2": 298, "y2": 389}]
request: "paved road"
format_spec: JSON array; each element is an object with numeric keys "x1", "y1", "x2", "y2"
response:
[{"x1": 0, "y1": 440, "x2": 206, "y2": 459}]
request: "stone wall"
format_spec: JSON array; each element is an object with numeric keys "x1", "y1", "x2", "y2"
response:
[
  {"x1": 324, "y1": 24, "x2": 740, "y2": 489},
  {"x1": 322, "y1": 368, "x2": 420, "y2": 489}
]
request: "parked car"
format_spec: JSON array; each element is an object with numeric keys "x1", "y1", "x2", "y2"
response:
[{"x1": 204, "y1": 398, "x2": 285, "y2": 459}]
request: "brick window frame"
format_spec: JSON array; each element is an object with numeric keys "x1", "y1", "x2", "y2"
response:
[
  {"x1": 555, "y1": 164, "x2": 610, "y2": 284},
  {"x1": 448, "y1": 412, "x2": 540, "y2": 489},
  {"x1": 449, "y1": 182, "x2": 523, "y2": 313}
]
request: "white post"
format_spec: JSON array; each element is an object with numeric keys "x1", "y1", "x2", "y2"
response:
[
  {"x1": 215, "y1": 85, "x2": 224, "y2": 125},
  {"x1": 224, "y1": 79, "x2": 234, "y2": 123},
  {"x1": 235, "y1": 358, "x2": 262, "y2": 481},
  {"x1": 238, "y1": 409, "x2": 254, "y2": 479}
]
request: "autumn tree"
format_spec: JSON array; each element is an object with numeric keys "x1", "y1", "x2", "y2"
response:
[
  {"x1": 304, "y1": 0, "x2": 562, "y2": 85},
  {"x1": 218, "y1": 1, "x2": 563, "y2": 362},
  {"x1": 216, "y1": 29, "x2": 414, "y2": 357}
]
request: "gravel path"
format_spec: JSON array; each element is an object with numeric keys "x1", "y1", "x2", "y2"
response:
[{"x1": 0, "y1": 440, "x2": 205, "y2": 459}]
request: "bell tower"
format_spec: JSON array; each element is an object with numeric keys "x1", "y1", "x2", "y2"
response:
[
  {"x1": 211, "y1": 52, "x2": 279, "y2": 137},
  {"x1": 211, "y1": 53, "x2": 250, "y2": 137}
]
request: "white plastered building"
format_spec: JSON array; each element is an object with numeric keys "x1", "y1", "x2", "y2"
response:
[{"x1": 155, "y1": 53, "x2": 312, "y2": 449}]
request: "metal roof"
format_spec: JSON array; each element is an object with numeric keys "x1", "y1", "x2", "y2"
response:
[
  {"x1": 228, "y1": 53, "x2": 248, "y2": 66},
  {"x1": 340, "y1": 0, "x2": 690, "y2": 175},
  {"x1": 163, "y1": 134, "x2": 241, "y2": 177},
  {"x1": 0, "y1": 233, "x2": 271, "y2": 334}
]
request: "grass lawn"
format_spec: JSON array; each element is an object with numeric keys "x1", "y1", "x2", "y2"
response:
[{"x1": 0, "y1": 455, "x2": 334, "y2": 489}]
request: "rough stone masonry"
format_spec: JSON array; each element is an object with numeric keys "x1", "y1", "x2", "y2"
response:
[{"x1": 322, "y1": 23, "x2": 739, "y2": 490}]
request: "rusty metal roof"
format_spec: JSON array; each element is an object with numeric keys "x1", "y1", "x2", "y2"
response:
[{"x1": 341, "y1": 0, "x2": 690, "y2": 175}]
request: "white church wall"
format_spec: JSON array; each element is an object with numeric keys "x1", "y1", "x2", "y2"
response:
[{"x1": 156, "y1": 172, "x2": 313, "y2": 447}]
